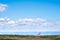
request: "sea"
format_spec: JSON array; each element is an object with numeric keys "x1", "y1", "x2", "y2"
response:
[{"x1": 0, "y1": 31, "x2": 60, "y2": 36}]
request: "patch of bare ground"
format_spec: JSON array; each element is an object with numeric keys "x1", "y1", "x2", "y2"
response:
[
  {"x1": 0, "y1": 35, "x2": 60, "y2": 40},
  {"x1": 0, "y1": 36, "x2": 52, "y2": 40}
]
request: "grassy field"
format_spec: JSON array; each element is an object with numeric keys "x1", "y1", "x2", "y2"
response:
[{"x1": 0, "y1": 35, "x2": 60, "y2": 40}]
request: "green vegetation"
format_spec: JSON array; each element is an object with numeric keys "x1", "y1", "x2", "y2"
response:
[
  {"x1": 53, "y1": 38, "x2": 60, "y2": 40},
  {"x1": 0, "y1": 35, "x2": 60, "y2": 40}
]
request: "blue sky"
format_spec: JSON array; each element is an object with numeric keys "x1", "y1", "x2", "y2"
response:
[
  {"x1": 0, "y1": 0, "x2": 60, "y2": 35},
  {"x1": 0, "y1": 0, "x2": 60, "y2": 21}
]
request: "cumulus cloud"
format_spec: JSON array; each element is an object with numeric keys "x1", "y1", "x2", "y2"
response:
[
  {"x1": 42, "y1": 22, "x2": 55, "y2": 27},
  {"x1": 0, "y1": 17, "x2": 60, "y2": 27},
  {"x1": 16, "y1": 18, "x2": 46, "y2": 26},
  {"x1": 0, "y1": 17, "x2": 60, "y2": 32},
  {"x1": 0, "y1": 3, "x2": 8, "y2": 12},
  {"x1": 0, "y1": 17, "x2": 16, "y2": 26},
  {"x1": 7, "y1": 20, "x2": 16, "y2": 26},
  {"x1": 0, "y1": 17, "x2": 45, "y2": 26},
  {"x1": 0, "y1": 18, "x2": 5, "y2": 21}
]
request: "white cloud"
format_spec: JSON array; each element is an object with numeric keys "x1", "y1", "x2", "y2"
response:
[
  {"x1": 16, "y1": 18, "x2": 46, "y2": 26},
  {"x1": 0, "y1": 17, "x2": 60, "y2": 27},
  {"x1": 0, "y1": 18, "x2": 5, "y2": 21},
  {"x1": 0, "y1": 22, "x2": 4, "y2": 26},
  {"x1": 55, "y1": 22, "x2": 60, "y2": 26},
  {"x1": 7, "y1": 20, "x2": 16, "y2": 26},
  {"x1": 0, "y1": 17, "x2": 15, "y2": 26},
  {"x1": 0, "y1": 17, "x2": 60, "y2": 32},
  {"x1": 0, "y1": 3, "x2": 8, "y2": 12},
  {"x1": 0, "y1": 17, "x2": 10, "y2": 21},
  {"x1": 42, "y1": 22, "x2": 54, "y2": 27},
  {"x1": 34, "y1": 18, "x2": 46, "y2": 22}
]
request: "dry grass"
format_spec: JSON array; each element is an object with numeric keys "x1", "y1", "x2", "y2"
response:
[{"x1": 0, "y1": 35, "x2": 60, "y2": 40}]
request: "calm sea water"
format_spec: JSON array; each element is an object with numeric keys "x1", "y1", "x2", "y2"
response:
[{"x1": 0, "y1": 31, "x2": 60, "y2": 35}]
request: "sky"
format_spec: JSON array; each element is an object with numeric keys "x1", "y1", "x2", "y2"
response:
[{"x1": 0, "y1": 0, "x2": 60, "y2": 35}]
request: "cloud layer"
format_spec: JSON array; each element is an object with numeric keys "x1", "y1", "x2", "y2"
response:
[
  {"x1": 0, "y1": 17, "x2": 46, "y2": 26},
  {"x1": 0, "y1": 17, "x2": 60, "y2": 32},
  {"x1": 0, "y1": 3, "x2": 8, "y2": 12}
]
